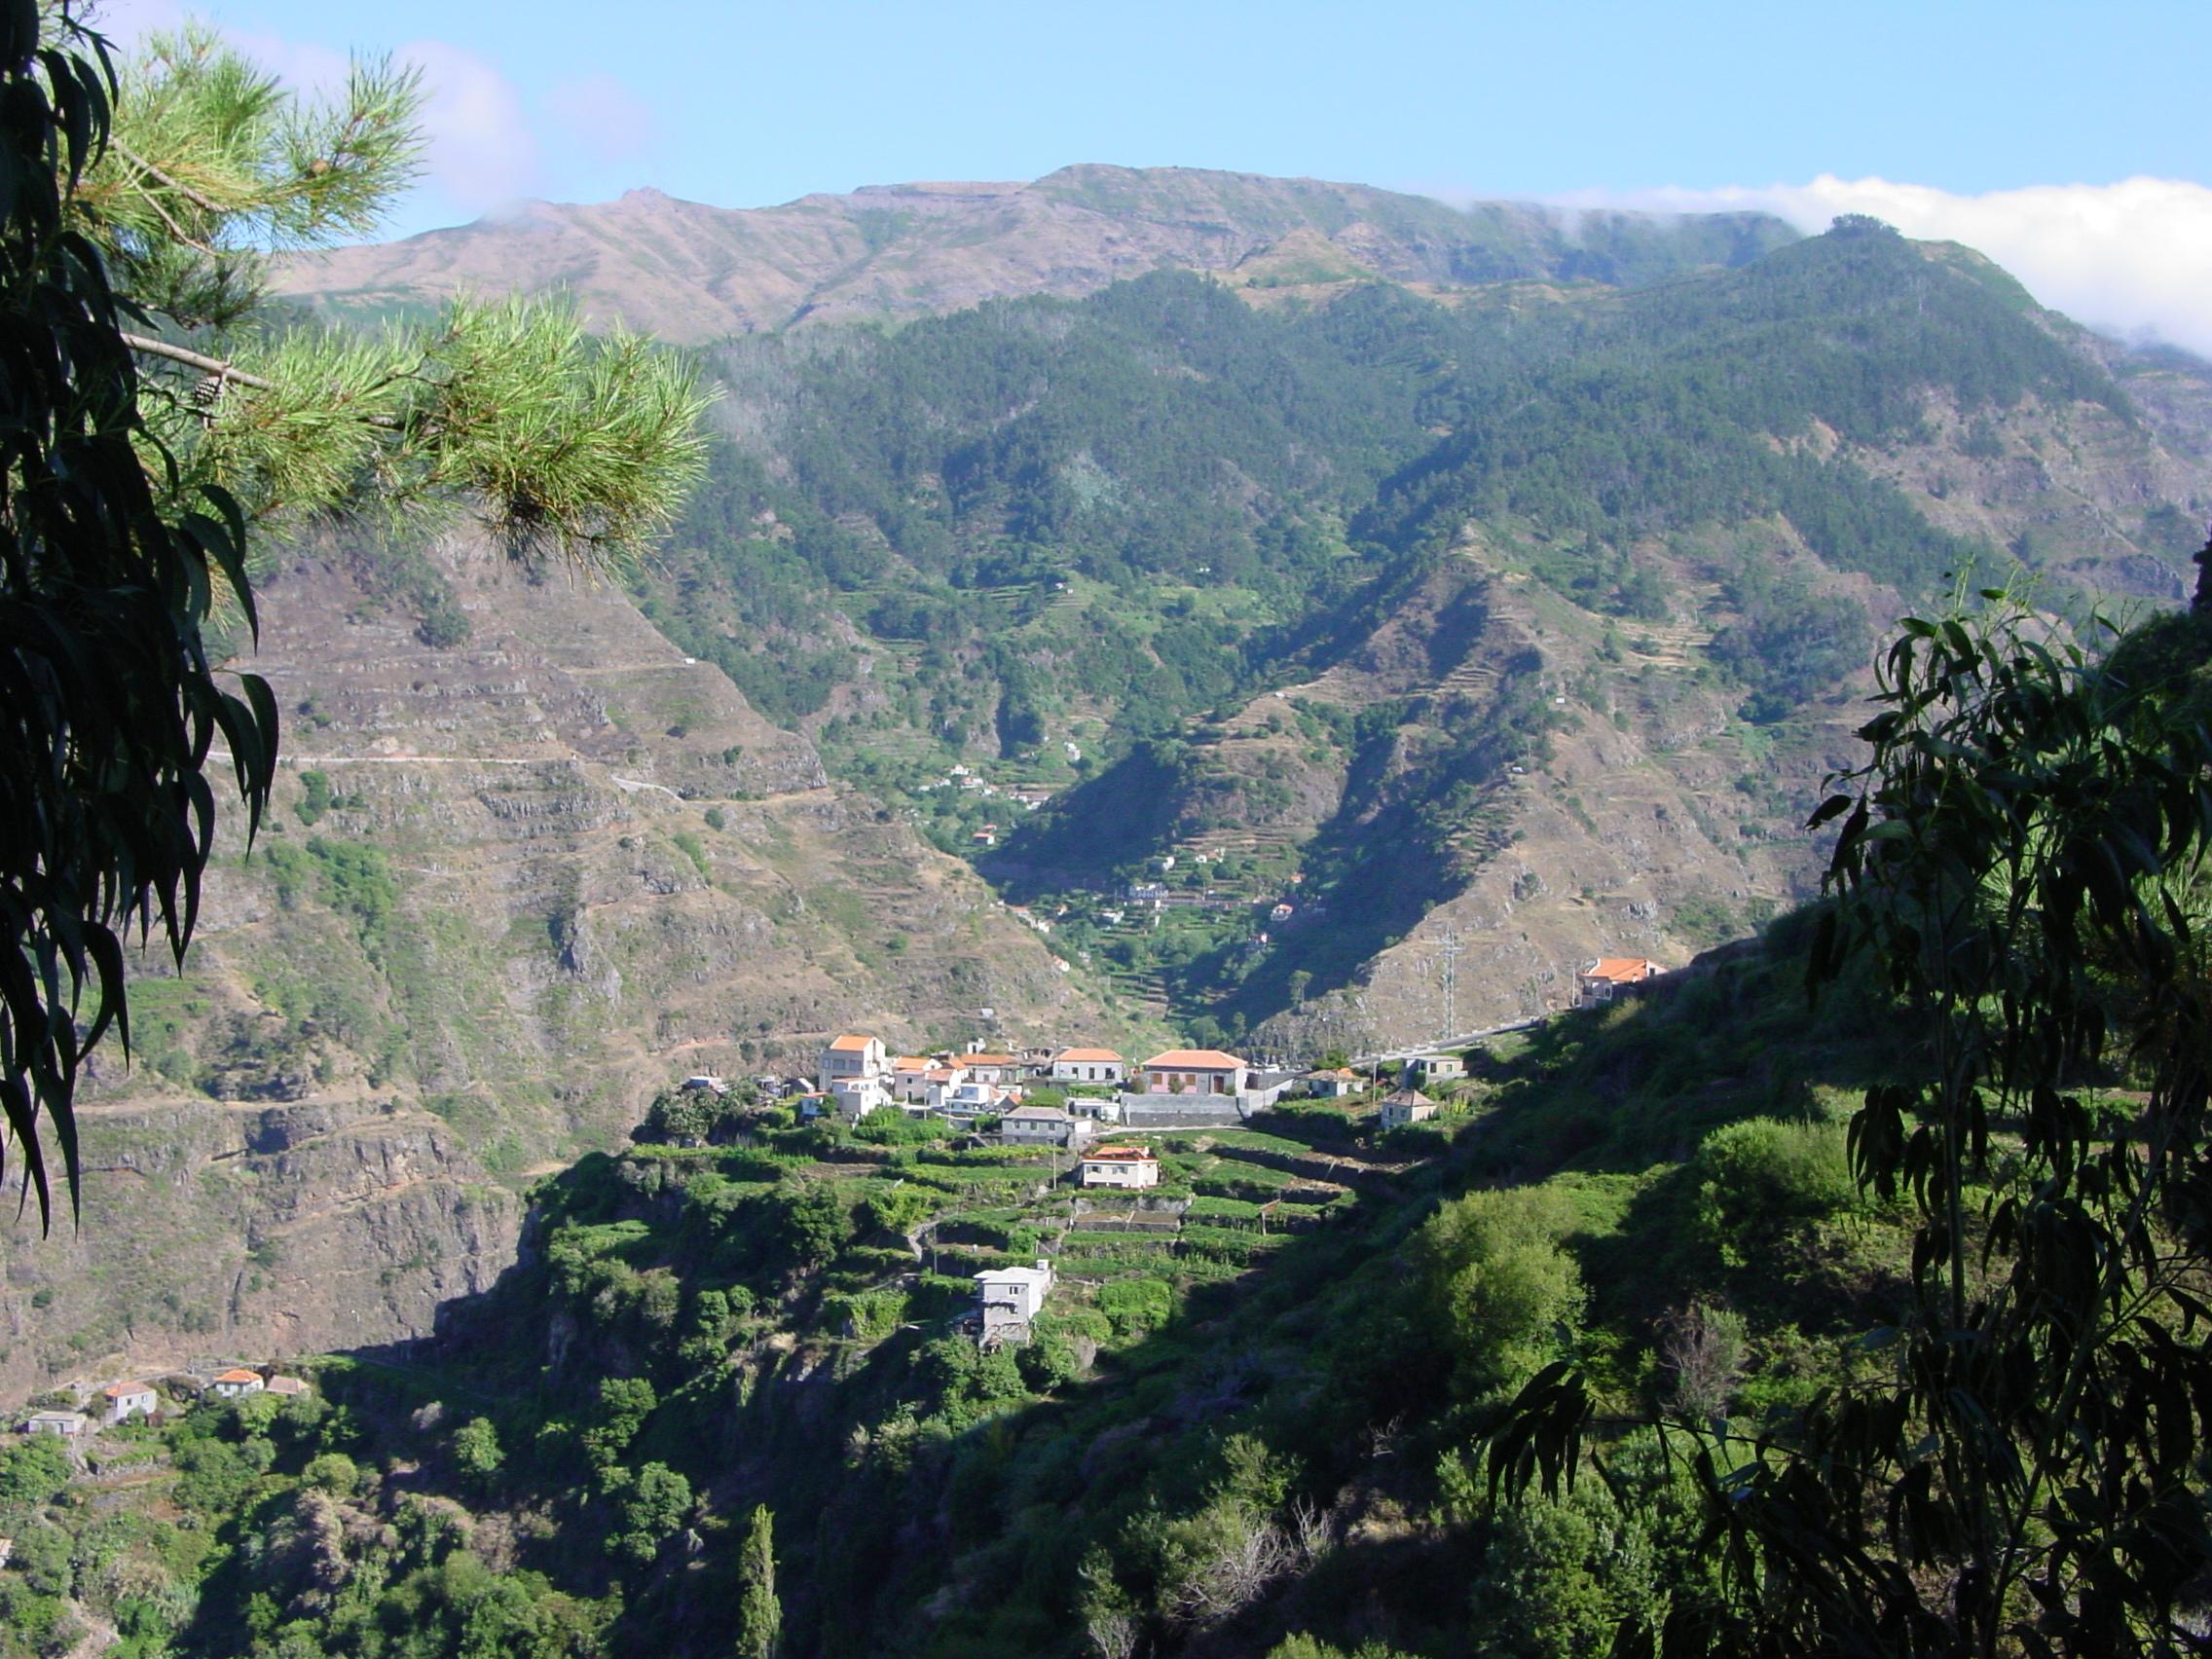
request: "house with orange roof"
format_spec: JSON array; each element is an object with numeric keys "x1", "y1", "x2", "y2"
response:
[
  {"x1": 1051, "y1": 1047, "x2": 1125, "y2": 1086},
  {"x1": 888, "y1": 1055, "x2": 938, "y2": 1105},
  {"x1": 818, "y1": 1033, "x2": 887, "y2": 1089},
  {"x1": 1577, "y1": 957, "x2": 1660, "y2": 1008},
  {"x1": 1137, "y1": 1049, "x2": 1247, "y2": 1096},
  {"x1": 100, "y1": 1381, "x2": 158, "y2": 1423},
  {"x1": 208, "y1": 1368, "x2": 264, "y2": 1399}
]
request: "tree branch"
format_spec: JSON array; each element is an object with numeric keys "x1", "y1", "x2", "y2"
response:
[
  {"x1": 120, "y1": 330, "x2": 274, "y2": 389},
  {"x1": 120, "y1": 332, "x2": 401, "y2": 430},
  {"x1": 112, "y1": 143, "x2": 224, "y2": 214}
]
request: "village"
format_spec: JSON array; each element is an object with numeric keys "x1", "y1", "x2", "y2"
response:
[
  {"x1": 14, "y1": 957, "x2": 1665, "y2": 1435},
  {"x1": 699, "y1": 953, "x2": 1664, "y2": 1346}
]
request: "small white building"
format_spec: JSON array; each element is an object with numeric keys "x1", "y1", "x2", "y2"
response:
[
  {"x1": 1081, "y1": 1145, "x2": 1161, "y2": 1189},
  {"x1": 1380, "y1": 1088, "x2": 1440, "y2": 1130},
  {"x1": 99, "y1": 1382, "x2": 158, "y2": 1423},
  {"x1": 999, "y1": 1104, "x2": 1094, "y2": 1150},
  {"x1": 208, "y1": 1368, "x2": 265, "y2": 1399},
  {"x1": 830, "y1": 1075, "x2": 893, "y2": 1121},
  {"x1": 819, "y1": 1033, "x2": 888, "y2": 1092},
  {"x1": 1051, "y1": 1047, "x2": 1126, "y2": 1086},
  {"x1": 22, "y1": 1411, "x2": 88, "y2": 1438},
  {"x1": 1405, "y1": 1053, "x2": 1466, "y2": 1088},
  {"x1": 1306, "y1": 1067, "x2": 1362, "y2": 1099},
  {"x1": 1067, "y1": 1095, "x2": 1124, "y2": 1125},
  {"x1": 933, "y1": 1080, "x2": 1013, "y2": 1122},
  {"x1": 975, "y1": 1262, "x2": 1054, "y2": 1323}
]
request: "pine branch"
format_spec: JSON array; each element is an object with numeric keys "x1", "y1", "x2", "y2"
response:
[
  {"x1": 111, "y1": 142, "x2": 224, "y2": 215},
  {"x1": 122, "y1": 332, "x2": 402, "y2": 430}
]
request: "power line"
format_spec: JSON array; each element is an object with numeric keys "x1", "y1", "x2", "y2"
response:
[{"x1": 1425, "y1": 927, "x2": 1465, "y2": 1041}]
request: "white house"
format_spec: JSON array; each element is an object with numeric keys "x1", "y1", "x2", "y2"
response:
[
  {"x1": 1405, "y1": 1053, "x2": 1465, "y2": 1088},
  {"x1": 1380, "y1": 1088, "x2": 1440, "y2": 1130},
  {"x1": 1576, "y1": 957, "x2": 1659, "y2": 1008},
  {"x1": 208, "y1": 1368, "x2": 265, "y2": 1399},
  {"x1": 933, "y1": 1080, "x2": 1013, "y2": 1122},
  {"x1": 888, "y1": 1056, "x2": 937, "y2": 1104},
  {"x1": 1080, "y1": 1145, "x2": 1161, "y2": 1189},
  {"x1": 22, "y1": 1411, "x2": 87, "y2": 1438},
  {"x1": 99, "y1": 1382, "x2": 158, "y2": 1423},
  {"x1": 1138, "y1": 1049, "x2": 1246, "y2": 1096},
  {"x1": 1067, "y1": 1095, "x2": 1124, "y2": 1125},
  {"x1": 1051, "y1": 1047, "x2": 1125, "y2": 1086},
  {"x1": 975, "y1": 1262, "x2": 1054, "y2": 1322},
  {"x1": 830, "y1": 1075, "x2": 892, "y2": 1121},
  {"x1": 999, "y1": 1104, "x2": 1094, "y2": 1150},
  {"x1": 819, "y1": 1033, "x2": 888, "y2": 1092},
  {"x1": 1306, "y1": 1067, "x2": 1362, "y2": 1099}
]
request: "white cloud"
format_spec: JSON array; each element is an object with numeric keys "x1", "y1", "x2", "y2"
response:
[
  {"x1": 398, "y1": 39, "x2": 540, "y2": 214},
  {"x1": 544, "y1": 73, "x2": 653, "y2": 164},
  {"x1": 1553, "y1": 175, "x2": 2212, "y2": 361}
]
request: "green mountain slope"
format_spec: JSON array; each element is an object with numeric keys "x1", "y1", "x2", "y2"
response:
[
  {"x1": 0, "y1": 917, "x2": 1934, "y2": 1658},
  {"x1": 627, "y1": 219, "x2": 2211, "y2": 1046}
]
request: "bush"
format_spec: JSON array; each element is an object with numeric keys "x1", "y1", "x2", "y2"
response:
[
  {"x1": 1413, "y1": 1187, "x2": 1587, "y2": 1396},
  {"x1": 1693, "y1": 1117, "x2": 1854, "y2": 1264}
]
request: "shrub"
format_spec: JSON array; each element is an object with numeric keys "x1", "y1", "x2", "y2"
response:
[
  {"x1": 1413, "y1": 1187, "x2": 1587, "y2": 1396},
  {"x1": 1693, "y1": 1117, "x2": 1854, "y2": 1264}
]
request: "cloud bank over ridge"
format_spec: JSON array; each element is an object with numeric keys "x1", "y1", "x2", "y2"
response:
[{"x1": 1554, "y1": 175, "x2": 2212, "y2": 361}]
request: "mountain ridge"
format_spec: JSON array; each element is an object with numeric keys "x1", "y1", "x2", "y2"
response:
[{"x1": 274, "y1": 163, "x2": 1800, "y2": 341}]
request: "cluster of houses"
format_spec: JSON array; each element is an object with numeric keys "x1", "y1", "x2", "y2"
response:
[
  {"x1": 18, "y1": 1365, "x2": 310, "y2": 1441},
  {"x1": 796, "y1": 1034, "x2": 1405, "y2": 1139}
]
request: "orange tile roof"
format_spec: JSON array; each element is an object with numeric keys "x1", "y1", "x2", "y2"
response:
[
  {"x1": 891, "y1": 1056, "x2": 932, "y2": 1071},
  {"x1": 828, "y1": 1034, "x2": 877, "y2": 1052},
  {"x1": 1054, "y1": 1047, "x2": 1124, "y2": 1063},
  {"x1": 101, "y1": 1382, "x2": 154, "y2": 1398},
  {"x1": 1587, "y1": 958, "x2": 1658, "y2": 981},
  {"x1": 212, "y1": 1369, "x2": 260, "y2": 1384},
  {"x1": 1086, "y1": 1145, "x2": 1156, "y2": 1162},
  {"x1": 1143, "y1": 1049, "x2": 1245, "y2": 1070}
]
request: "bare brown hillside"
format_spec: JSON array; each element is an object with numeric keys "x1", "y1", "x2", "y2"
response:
[
  {"x1": 0, "y1": 540, "x2": 1148, "y2": 1402},
  {"x1": 274, "y1": 164, "x2": 1794, "y2": 341}
]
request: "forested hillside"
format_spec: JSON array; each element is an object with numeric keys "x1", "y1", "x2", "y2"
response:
[{"x1": 632, "y1": 216, "x2": 2212, "y2": 1044}]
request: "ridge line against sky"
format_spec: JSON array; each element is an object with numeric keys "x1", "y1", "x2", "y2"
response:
[{"x1": 97, "y1": 0, "x2": 2212, "y2": 356}]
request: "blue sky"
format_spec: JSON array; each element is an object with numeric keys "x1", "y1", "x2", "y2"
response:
[{"x1": 100, "y1": 0, "x2": 2212, "y2": 350}]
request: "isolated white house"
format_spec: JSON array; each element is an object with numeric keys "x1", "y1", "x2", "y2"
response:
[
  {"x1": 975, "y1": 1262, "x2": 1054, "y2": 1322},
  {"x1": 1576, "y1": 957, "x2": 1659, "y2": 1008},
  {"x1": 100, "y1": 1382, "x2": 158, "y2": 1423},
  {"x1": 1380, "y1": 1088, "x2": 1440, "y2": 1130},
  {"x1": 21, "y1": 1411, "x2": 87, "y2": 1439},
  {"x1": 1080, "y1": 1145, "x2": 1161, "y2": 1189},
  {"x1": 208, "y1": 1369, "x2": 264, "y2": 1399}
]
